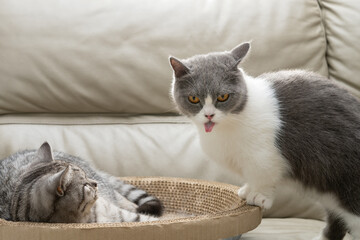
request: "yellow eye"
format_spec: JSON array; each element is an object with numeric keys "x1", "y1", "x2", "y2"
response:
[
  {"x1": 217, "y1": 94, "x2": 229, "y2": 102},
  {"x1": 188, "y1": 96, "x2": 200, "y2": 104}
]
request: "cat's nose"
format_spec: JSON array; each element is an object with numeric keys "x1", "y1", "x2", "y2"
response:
[{"x1": 205, "y1": 114, "x2": 215, "y2": 120}]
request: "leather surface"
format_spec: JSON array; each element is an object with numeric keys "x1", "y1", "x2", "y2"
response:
[
  {"x1": 242, "y1": 218, "x2": 352, "y2": 239},
  {"x1": 320, "y1": 0, "x2": 360, "y2": 98},
  {"x1": 0, "y1": 0, "x2": 327, "y2": 114}
]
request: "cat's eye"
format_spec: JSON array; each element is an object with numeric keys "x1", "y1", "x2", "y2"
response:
[
  {"x1": 188, "y1": 96, "x2": 200, "y2": 104},
  {"x1": 217, "y1": 94, "x2": 229, "y2": 102}
]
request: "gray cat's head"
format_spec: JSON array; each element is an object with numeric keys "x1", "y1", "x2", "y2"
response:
[
  {"x1": 12, "y1": 142, "x2": 98, "y2": 223},
  {"x1": 169, "y1": 42, "x2": 250, "y2": 133}
]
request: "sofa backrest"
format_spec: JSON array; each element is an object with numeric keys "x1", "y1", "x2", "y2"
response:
[
  {"x1": 2, "y1": 0, "x2": 356, "y2": 116},
  {"x1": 318, "y1": 0, "x2": 360, "y2": 98}
]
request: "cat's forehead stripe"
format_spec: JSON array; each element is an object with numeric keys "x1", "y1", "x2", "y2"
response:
[{"x1": 205, "y1": 96, "x2": 213, "y2": 105}]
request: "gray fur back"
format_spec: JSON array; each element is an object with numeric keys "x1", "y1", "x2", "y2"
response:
[
  {"x1": 0, "y1": 150, "x2": 35, "y2": 220},
  {"x1": 264, "y1": 70, "x2": 360, "y2": 214}
]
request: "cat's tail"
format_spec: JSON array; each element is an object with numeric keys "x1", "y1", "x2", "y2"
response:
[
  {"x1": 107, "y1": 178, "x2": 163, "y2": 216},
  {"x1": 121, "y1": 183, "x2": 163, "y2": 217},
  {"x1": 136, "y1": 194, "x2": 163, "y2": 217}
]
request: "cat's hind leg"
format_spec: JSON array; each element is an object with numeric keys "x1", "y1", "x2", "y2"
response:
[
  {"x1": 94, "y1": 197, "x2": 158, "y2": 223},
  {"x1": 120, "y1": 208, "x2": 158, "y2": 222},
  {"x1": 314, "y1": 211, "x2": 347, "y2": 240},
  {"x1": 324, "y1": 212, "x2": 347, "y2": 240},
  {"x1": 342, "y1": 211, "x2": 360, "y2": 240}
]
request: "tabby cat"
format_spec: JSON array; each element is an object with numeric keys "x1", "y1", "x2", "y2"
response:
[
  {"x1": 169, "y1": 42, "x2": 360, "y2": 240},
  {"x1": 0, "y1": 142, "x2": 163, "y2": 223}
]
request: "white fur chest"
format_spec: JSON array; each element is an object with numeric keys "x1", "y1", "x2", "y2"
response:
[
  {"x1": 198, "y1": 124, "x2": 255, "y2": 174},
  {"x1": 194, "y1": 75, "x2": 286, "y2": 179}
]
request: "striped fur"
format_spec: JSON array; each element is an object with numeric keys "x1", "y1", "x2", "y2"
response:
[
  {"x1": 92, "y1": 197, "x2": 157, "y2": 223},
  {"x1": 0, "y1": 142, "x2": 163, "y2": 223}
]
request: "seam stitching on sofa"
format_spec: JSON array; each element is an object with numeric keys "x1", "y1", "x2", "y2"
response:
[{"x1": 316, "y1": 0, "x2": 330, "y2": 78}]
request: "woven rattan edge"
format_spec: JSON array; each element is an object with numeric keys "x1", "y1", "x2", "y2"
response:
[
  {"x1": 0, "y1": 206, "x2": 260, "y2": 228},
  {"x1": 121, "y1": 176, "x2": 242, "y2": 192}
]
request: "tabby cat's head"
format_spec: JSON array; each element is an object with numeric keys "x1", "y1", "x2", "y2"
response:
[
  {"x1": 11, "y1": 142, "x2": 98, "y2": 223},
  {"x1": 169, "y1": 42, "x2": 250, "y2": 133}
]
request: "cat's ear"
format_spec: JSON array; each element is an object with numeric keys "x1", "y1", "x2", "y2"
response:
[
  {"x1": 169, "y1": 56, "x2": 190, "y2": 78},
  {"x1": 230, "y1": 42, "x2": 250, "y2": 65},
  {"x1": 37, "y1": 142, "x2": 54, "y2": 162},
  {"x1": 51, "y1": 165, "x2": 73, "y2": 197}
]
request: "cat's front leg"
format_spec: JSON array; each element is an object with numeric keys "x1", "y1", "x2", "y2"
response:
[
  {"x1": 245, "y1": 188, "x2": 274, "y2": 210},
  {"x1": 238, "y1": 183, "x2": 275, "y2": 210},
  {"x1": 237, "y1": 183, "x2": 250, "y2": 199},
  {"x1": 237, "y1": 155, "x2": 283, "y2": 210}
]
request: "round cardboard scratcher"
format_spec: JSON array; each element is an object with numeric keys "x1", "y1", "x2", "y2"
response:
[{"x1": 0, "y1": 177, "x2": 261, "y2": 240}]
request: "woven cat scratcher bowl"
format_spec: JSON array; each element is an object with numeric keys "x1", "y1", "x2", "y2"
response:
[{"x1": 0, "y1": 177, "x2": 261, "y2": 240}]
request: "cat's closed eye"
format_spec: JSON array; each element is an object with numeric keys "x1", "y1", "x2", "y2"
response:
[
  {"x1": 217, "y1": 94, "x2": 229, "y2": 102},
  {"x1": 188, "y1": 96, "x2": 200, "y2": 104}
]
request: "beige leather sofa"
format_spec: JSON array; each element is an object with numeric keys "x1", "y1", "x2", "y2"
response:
[{"x1": 0, "y1": 0, "x2": 359, "y2": 239}]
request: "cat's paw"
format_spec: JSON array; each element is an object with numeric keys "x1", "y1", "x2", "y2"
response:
[
  {"x1": 237, "y1": 184, "x2": 250, "y2": 199},
  {"x1": 81, "y1": 184, "x2": 98, "y2": 213},
  {"x1": 85, "y1": 184, "x2": 98, "y2": 200},
  {"x1": 246, "y1": 191, "x2": 273, "y2": 210}
]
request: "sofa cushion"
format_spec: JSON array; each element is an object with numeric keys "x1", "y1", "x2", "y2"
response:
[
  {"x1": 0, "y1": 114, "x2": 325, "y2": 220},
  {"x1": 319, "y1": 0, "x2": 360, "y2": 98},
  {"x1": 242, "y1": 218, "x2": 352, "y2": 239},
  {"x1": 0, "y1": 0, "x2": 327, "y2": 114},
  {"x1": 0, "y1": 114, "x2": 245, "y2": 182}
]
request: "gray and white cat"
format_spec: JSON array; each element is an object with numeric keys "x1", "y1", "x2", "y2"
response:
[
  {"x1": 0, "y1": 142, "x2": 163, "y2": 223},
  {"x1": 169, "y1": 42, "x2": 360, "y2": 240}
]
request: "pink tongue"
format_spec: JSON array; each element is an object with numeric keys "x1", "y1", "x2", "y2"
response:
[{"x1": 204, "y1": 121, "x2": 215, "y2": 133}]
